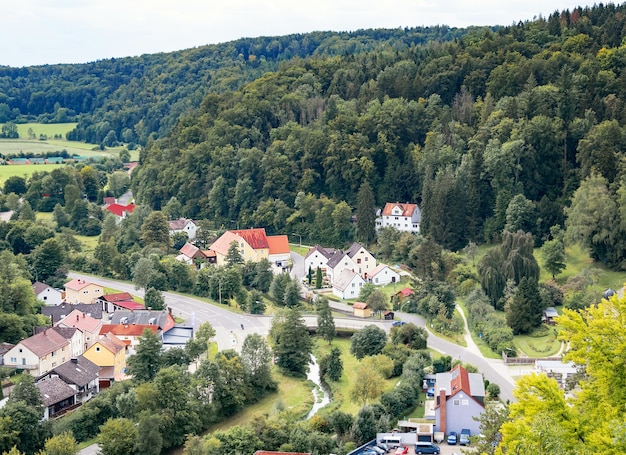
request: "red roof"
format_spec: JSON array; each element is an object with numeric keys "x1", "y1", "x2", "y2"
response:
[
  {"x1": 231, "y1": 228, "x2": 269, "y2": 250},
  {"x1": 101, "y1": 292, "x2": 134, "y2": 302},
  {"x1": 381, "y1": 202, "x2": 419, "y2": 217},
  {"x1": 114, "y1": 301, "x2": 146, "y2": 310},
  {"x1": 100, "y1": 324, "x2": 159, "y2": 337},
  {"x1": 397, "y1": 287, "x2": 414, "y2": 297},
  {"x1": 105, "y1": 203, "x2": 135, "y2": 217},
  {"x1": 180, "y1": 242, "x2": 201, "y2": 258},
  {"x1": 65, "y1": 278, "x2": 96, "y2": 291},
  {"x1": 353, "y1": 301, "x2": 369, "y2": 310},
  {"x1": 267, "y1": 235, "x2": 290, "y2": 255}
]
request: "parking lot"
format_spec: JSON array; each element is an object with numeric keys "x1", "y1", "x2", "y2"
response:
[{"x1": 390, "y1": 443, "x2": 470, "y2": 455}]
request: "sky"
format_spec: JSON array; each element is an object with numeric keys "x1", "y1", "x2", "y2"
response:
[{"x1": 2, "y1": 0, "x2": 599, "y2": 68}]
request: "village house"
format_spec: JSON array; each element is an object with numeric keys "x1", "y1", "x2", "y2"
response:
[
  {"x1": 4, "y1": 328, "x2": 70, "y2": 376},
  {"x1": 304, "y1": 245, "x2": 334, "y2": 276},
  {"x1": 176, "y1": 242, "x2": 214, "y2": 267},
  {"x1": 33, "y1": 281, "x2": 63, "y2": 306},
  {"x1": 35, "y1": 326, "x2": 84, "y2": 358},
  {"x1": 36, "y1": 376, "x2": 77, "y2": 420},
  {"x1": 83, "y1": 333, "x2": 128, "y2": 387},
  {"x1": 104, "y1": 203, "x2": 135, "y2": 223},
  {"x1": 434, "y1": 364, "x2": 485, "y2": 436},
  {"x1": 345, "y1": 242, "x2": 377, "y2": 277},
  {"x1": 332, "y1": 268, "x2": 366, "y2": 300},
  {"x1": 267, "y1": 234, "x2": 291, "y2": 274},
  {"x1": 42, "y1": 302, "x2": 103, "y2": 324},
  {"x1": 210, "y1": 228, "x2": 288, "y2": 269},
  {"x1": 325, "y1": 251, "x2": 358, "y2": 284},
  {"x1": 97, "y1": 292, "x2": 145, "y2": 313},
  {"x1": 56, "y1": 309, "x2": 103, "y2": 350},
  {"x1": 99, "y1": 324, "x2": 159, "y2": 352},
  {"x1": 38, "y1": 355, "x2": 100, "y2": 407},
  {"x1": 64, "y1": 278, "x2": 104, "y2": 304},
  {"x1": 367, "y1": 263, "x2": 400, "y2": 286},
  {"x1": 169, "y1": 218, "x2": 198, "y2": 240},
  {"x1": 376, "y1": 202, "x2": 421, "y2": 233}
]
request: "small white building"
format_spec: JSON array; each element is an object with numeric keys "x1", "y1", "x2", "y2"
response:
[
  {"x1": 376, "y1": 202, "x2": 421, "y2": 233},
  {"x1": 304, "y1": 245, "x2": 333, "y2": 275},
  {"x1": 367, "y1": 264, "x2": 400, "y2": 286},
  {"x1": 33, "y1": 282, "x2": 63, "y2": 306},
  {"x1": 332, "y1": 269, "x2": 365, "y2": 300},
  {"x1": 326, "y1": 251, "x2": 358, "y2": 284},
  {"x1": 169, "y1": 218, "x2": 197, "y2": 240}
]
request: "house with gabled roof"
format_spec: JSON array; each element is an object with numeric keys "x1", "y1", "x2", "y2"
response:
[
  {"x1": 104, "y1": 203, "x2": 135, "y2": 223},
  {"x1": 33, "y1": 281, "x2": 63, "y2": 306},
  {"x1": 304, "y1": 245, "x2": 334, "y2": 276},
  {"x1": 210, "y1": 228, "x2": 283, "y2": 266},
  {"x1": 42, "y1": 303, "x2": 103, "y2": 323},
  {"x1": 352, "y1": 302, "x2": 371, "y2": 318},
  {"x1": 176, "y1": 242, "x2": 214, "y2": 267},
  {"x1": 56, "y1": 310, "x2": 103, "y2": 350},
  {"x1": 83, "y1": 333, "x2": 128, "y2": 386},
  {"x1": 376, "y1": 202, "x2": 421, "y2": 233},
  {"x1": 38, "y1": 356, "x2": 100, "y2": 405},
  {"x1": 326, "y1": 251, "x2": 358, "y2": 284},
  {"x1": 109, "y1": 309, "x2": 176, "y2": 334},
  {"x1": 64, "y1": 278, "x2": 103, "y2": 304},
  {"x1": 332, "y1": 269, "x2": 366, "y2": 300},
  {"x1": 169, "y1": 218, "x2": 197, "y2": 240},
  {"x1": 434, "y1": 364, "x2": 485, "y2": 436},
  {"x1": 99, "y1": 324, "x2": 159, "y2": 351},
  {"x1": 35, "y1": 326, "x2": 84, "y2": 358},
  {"x1": 36, "y1": 376, "x2": 77, "y2": 420},
  {"x1": 267, "y1": 234, "x2": 290, "y2": 274},
  {"x1": 4, "y1": 328, "x2": 70, "y2": 376},
  {"x1": 367, "y1": 264, "x2": 400, "y2": 286},
  {"x1": 97, "y1": 292, "x2": 145, "y2": 313},
  {"x1": 346, "y1": 242, "x2": 377, "y2": 277}
]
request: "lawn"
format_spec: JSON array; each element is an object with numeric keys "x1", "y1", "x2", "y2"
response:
[
  {"x1": 205, "y1": 368, "x2": 314, "y2": 432},
  {"x1": 513, "y1": 326, "x2": 562, "y2": 357},
  {"x1": 290, "y1": 244, "x2": 309, "y2": 257},
  {"x1": 0, "y1": 163, "x2": 66, "y2": 181},
  {"x1": 11, "y1": 122, "x2": 78, "y2": 138}
]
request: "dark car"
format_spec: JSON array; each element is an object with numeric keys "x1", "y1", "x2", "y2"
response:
[
  {"x1": 447, "y1": 431, "x2": 458, "y2": 445},
  {"x1": 459, "y1": 429, "x2": 471, "y2": 446},
  {"x1": 414, "y1": 442, "x2": 440, "y2": 454},
  {"x1": 391, "y1": 320, "x2": 406, "y2": 326}
]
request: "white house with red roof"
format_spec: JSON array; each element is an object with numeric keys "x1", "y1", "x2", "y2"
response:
[
  {"x1": 97, "y1": 292, "x2": 145, "y2": 313},
  {"x1": 104, "y1": 203, "x2": 135, "y2": 223},
  {"x1": 267, "y1": 234, "x2": 290, "y2": 274},
  {"x1": 376, "y1": 202, "x2": 421, "y2": 233},
  {"x1": 434, "y1": 364, "x2": 485, "y2": 436},
  {"x1": 64, "y1": 278, "x2": 103, "y2": 304},
  {"x1": 4, "y1": 328, "x2": 70, "y2": 376}
]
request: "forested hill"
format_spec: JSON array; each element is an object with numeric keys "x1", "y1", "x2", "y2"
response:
[
  {"x1": 133, "y1": 3, "x2": 626, "y2": 268},
  {"x1": 0, "y1": 26, "x2": 466, "y2": 145}
]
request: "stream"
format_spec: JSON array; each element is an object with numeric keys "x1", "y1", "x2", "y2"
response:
[{"x1": 306, "y1": 354, "x2": 331, "y2": 419}]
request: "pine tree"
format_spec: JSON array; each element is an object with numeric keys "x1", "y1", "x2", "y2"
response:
[
  {"x1": 356, "y1": 181, "x2": 376, "y2": 245},
  {"x1": 270, "y1": 308, "x2": 313, "y2": 376},
  {"x1": 505, "y1": 277, "x2": 543, "y2": 334},
  {"x1": 315, "y1": 266, "x2": 323, "y2": 289},
  {"x1": 317, "y1": 297, "x2": 336, "y2": 344}
]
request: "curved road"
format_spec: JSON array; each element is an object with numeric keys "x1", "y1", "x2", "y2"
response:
[{"x1": 69, "y1": 270, "x2": 516, "y2": 403}]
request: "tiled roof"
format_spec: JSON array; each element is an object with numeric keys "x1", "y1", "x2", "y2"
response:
[
  {"x1": 209, "y1": 231, "x2": 241, "y2": 256},
  {"x1": 36, "y1": 376, "x2": 76, "y2": 406},
  {"x1": 304, "y1": 245, "x2": 332, "y2": 260},
  {"x1": 333, "y1": 269, "x2": 361, "y2": 291},
  {"x1": 100, "y1": 324, "x2": 159, "y2": 337},
  {"x1": 21, "y1": 329, "x2": 69, "y2": 357},
  {"x1": 34, "y1": 326, "x2": 77, "y2": 340},
  {"x1": 231, "y1": 228, "x2": 269, "y2": 250},
  {"x1": 353, "y1": 302, "x2": 368, "y2": 310},
  {"x1": 0, "y1": 342, "x2": 15, "y2": 356},
  {"x1": 109, "y1": 310, "x2": 175, "y2": 332},
  {"x1": 57, "y1": 310, "x2": 102, "y2": 333},
  {"x1": 435, "y1": 364, "x2": 486, "y2": 403},
  {"x1": 267, "y1": 235, "x2": 290, "y2": 255},
  {"x1": 169, "y1": 218, "x2": 193, "y2": 230},
  {"x1": 397, "y1": 287, "x2": 414, "y2": 297},
  {"x1": 47, "y1": 356, "x2": 100, "y2": 387},
  {"x1": 33, "y1": 281, "x2": 50, "y2": 296},
  {"x1": 105, "y1": 203, "x2": 135, "y2": 217},
  {"x1": 100, "y1": 293, "x2": 134, "y2": 302},
  {"x1": 381, "y1": 202, "x2": 419, "y2": 217},
  {"x1": 42, "y1": 303, "x2": 103, "y2": 321},
  {"x1": 64, "y1": 278, "x2": 95, "y2": 291},
  {"x1": 180, "y1": 242, "x2": 200, "y2": 258},
  {"x1": 114, "y1": 301, "x2": 146, "y2": 311},
  {"x1": 326, "y1": 251, "x2": 346, "y2": 269},
  {"x1": 345, "y1": 242, "x2": 364, "y2": 258},
  {"x1": 95, "y1": 333, "x2": 126, "y2": 355}
]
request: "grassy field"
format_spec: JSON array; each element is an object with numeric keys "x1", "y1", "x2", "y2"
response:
[
  {"x1": 11, "y1": 122, "x2": 78, "y2": 138},
  {"x1": 0, "y1": 163, "x2": 66, "y2": 181}
]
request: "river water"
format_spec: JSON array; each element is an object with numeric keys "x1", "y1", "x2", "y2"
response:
[{"x1": 306, "y1": 355, "x2": 331, "y2": 419}]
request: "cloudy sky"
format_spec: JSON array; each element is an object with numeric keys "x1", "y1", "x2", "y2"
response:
[{"x1": 3, "y1": 0, "x2": 595, "y2": 67}]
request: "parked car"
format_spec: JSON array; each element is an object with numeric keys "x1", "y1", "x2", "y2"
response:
[
  {"x1": 369, "y1": 446, "x2": 386, "y2": 455},
  {"x1": 376, "y1": 443, "x2": 390, "y2": 453},
  {"x1": 447, "y1": 431, "x2": 458, "y2": 445},
  {"x1": 394, "y1": 446, "x2": 409, "y2": 455},
  {"x1": 391, "y1": 320, "x2": 406, "y2": 326},
  {"x1": 414, "y1": 442, "x2": 441, "y2": 454},
  {"x1": 459, "y1": 429, "x2": 471, "y2": 446}
]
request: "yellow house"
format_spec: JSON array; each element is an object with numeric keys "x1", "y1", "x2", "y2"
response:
[
  {"x1": 64, "y1": 278, "x2": 104, "y2": 304},
  {"x1": 3, "y1": 328, "x2": 70, "y2": 376},
  {"x1": 210, "y1": 228, "x2": 271, "y2": 266},
  {"x1": 83, "y1": 333, "x2": 127, "y2": 386}
]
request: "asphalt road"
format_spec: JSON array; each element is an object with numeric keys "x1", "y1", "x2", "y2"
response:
[{"x1": 69, "y1": 269, "x2": 515, "y2": 403}]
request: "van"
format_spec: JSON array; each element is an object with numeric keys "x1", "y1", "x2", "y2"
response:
[
  {"x1": 414, "y1": 442, "x2": 440, "y2": 454},
  {"x1": 379, "y1": 437, "x2": 402, "y2": 449}
]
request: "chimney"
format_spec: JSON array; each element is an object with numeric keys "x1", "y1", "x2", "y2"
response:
[
  {"x1": 83, "y1": 313, "x2": 85, "y2": 318},
  {"x1": 439, "y1": 389, "x2": 447, "y2": 436},
  {"x1": 71, "y1": 358, "x2": 78, "y2": 364}
]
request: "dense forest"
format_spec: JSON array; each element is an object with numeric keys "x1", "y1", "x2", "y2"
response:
[
  {"x1": 130, "y1": 3, "x2": 626, "y2": 268},
  {"x1": 0, "y1": 26, "x2": 467, "y2": 145}
]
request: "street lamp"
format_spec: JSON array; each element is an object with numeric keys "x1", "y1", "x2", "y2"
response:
[{"x1": 292, "y1": 232, "x2": 302, "y2": 247}]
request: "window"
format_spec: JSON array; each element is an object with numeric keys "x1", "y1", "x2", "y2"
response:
[
  {"x1": 462, "y1": 399, "x2": 469, "y2": 406},
  {"x1": 19, "y1": 348, "x2": 22, "y2": 353},
  {"x1": 22, "y1": 358, "x2": 26, "y2": 365},
  {"x1": 357, "y1": 258, "x2": 361, "y2": 264},
  {"x1": 453, "y1": 399, "x2": 460, "y2": 406},
  {"x1": 351, "y1": 283, "x2": 355, "y2": 287},
  {"x1": 51, "y1": 351, "x2": 55, "y2": 357},
  {"x1": 95, "y1": 347, "x2": 101, "y2": 352},
  {"x1": 10, "y1": 357, "x2": 16, "y2": 363}
]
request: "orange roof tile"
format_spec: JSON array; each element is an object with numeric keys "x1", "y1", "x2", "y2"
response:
[
  {"x1": 231, "y1": 228, "x2": 269, "y2": 250},
  {"x1": 100, "y1": 324, "x2": 159, "y2": 337},
  {"x1": 381, "y1": 202, "x2": 419, "y2": 217},
  {"x1": 267, "y1": 235, "x2": 290, "y2": 255}
]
